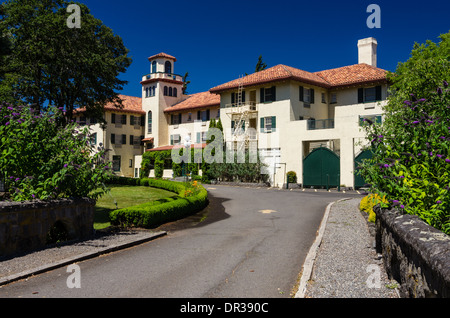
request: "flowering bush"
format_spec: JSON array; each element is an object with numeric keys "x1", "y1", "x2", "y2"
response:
[
  {"x1": 360, "y1": 83, "x2": 450, "y2": 234},
  {"x1": 0, "y1": 102, "x2": 112, "y2": 201}
]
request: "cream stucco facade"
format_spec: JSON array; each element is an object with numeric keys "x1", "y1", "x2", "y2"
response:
[{"x1": 76, "y1": 37, "x2": 389, "y2": 188}]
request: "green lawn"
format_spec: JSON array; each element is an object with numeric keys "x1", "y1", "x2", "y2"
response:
[{"x1": 94, "y1": 185, "x2": 178, "y2": 230}]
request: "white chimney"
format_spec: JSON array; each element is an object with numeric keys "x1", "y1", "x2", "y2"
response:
[{"x1": 358, "y1": 37, "x2": 377, "y2": 67}]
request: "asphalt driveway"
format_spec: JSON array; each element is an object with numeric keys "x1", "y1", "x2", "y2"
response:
[{"x1": 0, "y1": 185, "x2": 361, "y2": 298}]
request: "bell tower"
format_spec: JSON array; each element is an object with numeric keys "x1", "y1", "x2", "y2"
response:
[{"x1": 141, "y1": 53, "x2": 184, "y2": 148}]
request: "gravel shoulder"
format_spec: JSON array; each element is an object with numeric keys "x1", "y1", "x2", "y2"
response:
[{"x1": 303, "y1": 198, "x2": 400, "y2": 298}]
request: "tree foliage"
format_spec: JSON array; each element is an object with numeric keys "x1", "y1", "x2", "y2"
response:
[
  {"x1": 360, "y1": 31, "x2": 450, "y2": 234},
  {"x1": 0, "y1": 0, "x2": 132, "y2": 124}
]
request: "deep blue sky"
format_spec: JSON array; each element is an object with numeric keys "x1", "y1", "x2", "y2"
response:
[{"x1": 78, "y1": 0, "x2": 450, "y2": 97}]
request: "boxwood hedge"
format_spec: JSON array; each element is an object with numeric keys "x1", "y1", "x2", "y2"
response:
[{"x1": 108, "y1": 178, "x2": 209, "y2": 228}]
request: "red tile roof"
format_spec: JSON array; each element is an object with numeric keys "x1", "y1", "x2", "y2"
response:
[
  {"x1": 314, "y1": 63, "x2": 387, "y2": 88},
  {"x1": 148, "y1": 52, "x2": 177, "y2": 62},
  {"x1": 164, "y1": 91, "x2": 220, "y2": 113},
  {"x1": 209, "y1": 63, "x2": 387, "y2": 93},
  {"x1": 75, "y1": 95, "x2": 144, "y2": 115},
  {"x1": 147, "y1": 143, "x2": 207, "y2": 152}
]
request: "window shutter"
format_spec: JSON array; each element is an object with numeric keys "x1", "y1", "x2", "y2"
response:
[
  {"x1": 299, "y1": 86, "x2": 304, "y2": 102},
  {"x1": 231, "y1": 93, "x2": 235, "y2": 105},
  {"x1": 170, "y1": 135, "x2": 174, "y2": 145},
  {"x1": 206, "y1": 109, "x2": 210, "y2": 120},
  {"x1": 197, "y1": 111, "x2": 201, "y2": 120},
  {"x1": 170, "y1": 114, "x2": 174, "y2": 125},
  {"x1": 271, "y1": 86, "x2": 276, "y2": 101},
  {"x1": 260, "y1": 118, "x2": 265, "y2": 133},
  {"x1": 260, "y1": 88, "x2": 265, "y2": 103},
  {"x1": 375, "y1": 86, "x2": 382, "y2": 101},
  {"x1": 272, "y1": 117, "x2": 276, "y2": 132},
  {"x1": 141, "y1": 115, "x2": 145, "y2": 127},
  {"x1": 358, "y1": 88, "x2": 364, "y2": 103},
  {"x1": 178, "y1": 113, "x2": 182, "y2": 124},
  {"x1": 111, "y1": 133, "x2": 115, "y2": 144},
  {"x1": 310, "y1": 89, "x2": 315, "y2": 104},
  {"x1": 130, "y1": 135, "x2": 134, "y2": 145},
  {"x1": 130, "y1": 115, "x2": 135, "y2": 125},
  {"x1": 231, "y1": 120, "x2": 235, "y2": 129},
  {"x1": 242, "y1": 91, "x2": 246, "y2": 103},
  {"x1": 111, "y1": 113, "x2": 116, "y2": 124},
  {"x1": 196, "y1": 132, "x2": 200, "y2": 144}
]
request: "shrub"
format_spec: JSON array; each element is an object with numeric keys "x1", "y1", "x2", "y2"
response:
[
  {"x1": 287, "y1": 171, "x2": 297, "y2": 184},
  {"x1": 0, "y1": 103, "x2": 111, "y2": 201},
  {"x1": 360, "y1": 33, "x2": 450, "y2": 234},
  {"x1": 360, "y1": 194, "x2": 388, "y2": 223},
  {"x1": 109, "y1": 179, "x2": 208, "y2": 228}
]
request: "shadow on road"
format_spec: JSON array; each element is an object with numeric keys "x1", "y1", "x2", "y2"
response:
[{"x1": 154, "y1": 191, "x2": 231, "y2": 233}]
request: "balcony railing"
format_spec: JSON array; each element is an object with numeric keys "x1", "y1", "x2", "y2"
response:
[
  {"x1": 142, "y1": 72, "x2": 183, "y2": 82},
  {"x1": 307, "y1": 119, "x2": 335, "y2": 130}
]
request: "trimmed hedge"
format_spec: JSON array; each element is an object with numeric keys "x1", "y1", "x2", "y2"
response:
[{"x1": 109, "y1": 178, "x2": 209, "y2": 228}]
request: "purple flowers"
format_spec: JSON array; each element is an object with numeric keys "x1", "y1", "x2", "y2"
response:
[
  {"x1": 64, "y1": 164, "x2": 68, "y2": 168},
  {"x1": 446, "y1": 159, "x2": 450, "y2": 163},
  {"x1": 436, "y1": 200, "x2": 442, "y2": 204},
  {"x1": 444, "y1": 80, "x2": 449, "y2": 88}
]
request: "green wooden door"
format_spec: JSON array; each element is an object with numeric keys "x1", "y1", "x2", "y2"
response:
[
  {"x1": 303, "y1": 147, "x2": 340, "y2": 188},
  {"x1": 354, "y1": 150, "x2": 373, "y2": 189}
]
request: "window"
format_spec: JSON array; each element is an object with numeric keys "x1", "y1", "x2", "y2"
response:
[
  {"x1": 169, "y1": 87, "x2": 173, "y2": 96},
  {"x1": 260, "y1": 116, "x2": 277, "y2": 133},
  {"x1": 321, "y1": 93, "x2": 326, "y2": 104},
  {"x1": 358, "y1": 86, "x2": 382, "y2": 103},
  {"x1": 299, "y1": 86, "x2": 315, "y2": 106},
  {"x1": 359, "y1": 115, "x2": 382, "y2": 126},
  {"x1": 90, "y1": 133, "x2": 97, "y2": 146},
  {"x1": 148, "y1": 111, "x2": 152, "y2": 134},
  {"x1": 165, "y1": 61, "x2": 172, "y2": 74},
  {"x1": 260, "y1": 86, "x2": 276, "y2": 103},
  {"x1": 330, "y1": 93, "x2": 337, "y2": 104},
  {"x1": 111, "y1": 113, "x2": 116, "y2": 124},
  {"x1": 129, "y1": 159, "x2": 133, "y2": 168},
  {"x1": 170, "y1": 134, "x2": 181, "y2": 145},
  {"x1": 121, "y1": 114, "x2": 127, "y2": 125},
  {"x1": 121, "y1": 134, "x2": 126, "y2": 145},
  {"x1": 171, "y1": 113, "x2": 182, "y2": 125},
  {"x1": 164, "y1": 86, "x2": 168, "y2": 96},
  {"x1": 197, "y1": 110, "x2": 210, "y2": 122},
  {"x1": 129, "y1": 135, "x2": 134, "y2": 145},
  {"x1": 196, "y1": 132, "x2": 207, "y2": 143},
  {"x1": 111, "y1": 133, "x2": 115, "y2": 144},
  {"x1": 187, "y1": 112, "x2": 192, "y2": 121},
  {"x1": 173, "y1": 87, "x2": 177, "y2": 97},
  {"x1": 151, "y1": 61, "x2": 157, "y2": 73},
  {"x1": 112, "y1": 156, "x2": 121, "y2": 172}
]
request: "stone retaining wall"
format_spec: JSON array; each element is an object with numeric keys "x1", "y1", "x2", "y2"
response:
[
  {"x1": 374, "y1": 206, "x2": 450, "y2": 298},
  {"x1": 0, "y1": 198, "x2": 95, "y2": 258}
]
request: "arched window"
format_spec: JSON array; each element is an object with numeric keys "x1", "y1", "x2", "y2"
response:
[
  {"x1": 165, "y1": 61, "x2": 172, "y2": 74},
  {"x1": 152, "y1": 86, "x2": 156, "y2": 96},
  {"x1": 169, "y1": 87, "x2": 173, "y2": 97},
  {"x1": 151, "y1": 61, "x2": 157, "y2": 73},
  {"x1": 148, "y1": 111, "x2": 152, "y2": 134},
  {"x1": 173, "y1": 87, "x2": 178, "y2": 97},
  {"x1": 164, "y1": 86, "x2": 168, "y2": 96}
]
